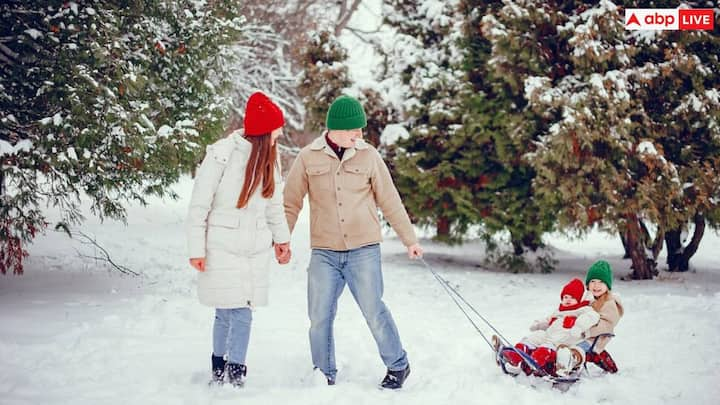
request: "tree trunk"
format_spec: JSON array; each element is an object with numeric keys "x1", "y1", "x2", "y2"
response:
[
  {"x1": 521, "y1": 232, "x2": 541, "y2": 252},
  {"x1": 665, "y1": 213, "x2": 705, "y2": 272},
  {"x1": 640, "y1": 219, "x2": 664, "y2": 261},
  {"x1": 436, "y1": 216, "x2": 450, "y2": 239},
  {"x1": 664, "y1": 228, "x2": 682, "y2": 270},
  {"x1": 625, "y1": 214, "x2": 655, "y2": 280},
  {"x1": 619, "y1": 232, "x2": 631, "y2": 259},
  {"x1": 511, "y1": 239, "x2": 524, "y2": 256}
]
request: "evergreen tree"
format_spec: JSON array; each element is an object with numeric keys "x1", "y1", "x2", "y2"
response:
[
  {"x1": 383, "y1": 0, "x2": 481, "y2": 244},
  {"x1": 487, "y1": 0, "x2": 691, "y2": 279},
  {"x1": 296, "y1": 30, "x2": 352, "y2": 135},
  {"x1": 358, "y1": 87, "x2": 401, "y2": 148},
  {"x1": 628, "y1": 0, "x2": 720, "y2": 272},
  {"x1": 0, "y1": 0, "x2": 246, "y2": 274},
  {"x1": 460, "y1": 0, "x2": 555, "y2": 256}
]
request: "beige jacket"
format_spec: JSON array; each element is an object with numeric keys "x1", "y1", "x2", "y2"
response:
[
  {"x1": 585, "y1": 292, "x2": 624, "y2": 352},
  {"x1": 186, "y1": 130, "x2": 290, "y2": 308},
  {"x1": 283, "y1": 134, "x2": 418, "y2": 250}
]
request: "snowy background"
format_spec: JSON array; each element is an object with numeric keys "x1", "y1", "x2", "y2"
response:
[
  {"x1": 2, "y1": 174, "x2": 719, "y2": 405},
  {"x1": 3, "y1": 2, "x2": 720, "y2": 405}
]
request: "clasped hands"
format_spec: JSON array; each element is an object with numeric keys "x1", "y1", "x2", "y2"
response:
[{"x1": 188, "y1": 241, "x2": 292, "y2": 272}]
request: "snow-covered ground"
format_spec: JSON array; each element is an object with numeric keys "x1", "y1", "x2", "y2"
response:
[{"x1": 1, "y1": 176, "x2": 719, "y2": 405}]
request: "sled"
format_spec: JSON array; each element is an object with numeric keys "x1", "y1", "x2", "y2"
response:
[
  {"x1": 492, "y1": 333, "x2": 616, "y2": 390},
  {"x1": 418, "y1": 258, "x2": 617, "y2": 392}
]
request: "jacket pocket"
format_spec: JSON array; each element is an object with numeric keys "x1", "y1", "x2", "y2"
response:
[
  {"x1": 342, "y1": 164, "x2": 370, "y2": 191},
  {"x1": 206, "y1": 212, "x2": 251, "y2": 255},
  {"x1": 306, "y1": 164, "x2": 332, "y2": 191},
  {"x1": 207, "y1": 212, "x2": 243, "y2": 228}
]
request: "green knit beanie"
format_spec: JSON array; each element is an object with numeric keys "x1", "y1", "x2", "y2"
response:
[
  {"x1": 326, "y1": 95, "x2": 367, "y2": 130},
  {"x1": 585, "y1": 260, "x2": 613, "y2": 290}
]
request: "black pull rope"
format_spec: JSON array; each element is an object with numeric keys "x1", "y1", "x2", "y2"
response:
[{"x1": 419, "y1": 258, "x2": 514, "y2": 349}]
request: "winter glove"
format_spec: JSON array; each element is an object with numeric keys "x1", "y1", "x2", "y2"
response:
[{"x1": 529, "y1": 319, "x2": 549, "y2": 331}]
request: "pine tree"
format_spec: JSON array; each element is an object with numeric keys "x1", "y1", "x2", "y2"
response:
[
  {"x1": 493, "y1": 0, "x2": 687, "y2": 279},
  {"x1": 383, "y1": 0, "x2": 482, "y2": 244},
  {"x1": 0, "y1": 0, "x2": 246, "y2": 274},
  {"x1": 627, "y1": 0, "x2": 720, "y2": 272},
  {"x1": 460, "y1": 0, "x2": 555, "y2": 256},
  {"x1": 296, "y1": 30, "x2": 352, "y2": 135}
]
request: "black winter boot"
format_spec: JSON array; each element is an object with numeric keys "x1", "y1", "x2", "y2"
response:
[
  {"x1": 227, "y1": 363, "x2": 247, "y2": 387},
  {"x1": 380, "y1": 364, "x2": 410, "y2": 389},
  {"x1": 210, "y1": 354, "x2": 226, "y2": 385}
]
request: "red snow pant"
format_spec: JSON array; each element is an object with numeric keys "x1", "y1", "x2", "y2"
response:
[{"x1": 503, "y1": 343, "x2": 557, "y2": 376}]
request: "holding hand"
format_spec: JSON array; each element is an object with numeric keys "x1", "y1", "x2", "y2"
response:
[
  {"x1": 189, "y1": 257, "x2": 206, "y2": 272},
  {"x1": 274, "y1": 242, "x2": 291, "y2": 264},
  {"x1": 407, "y1": 243, "x2": 423, "y2": 259}
]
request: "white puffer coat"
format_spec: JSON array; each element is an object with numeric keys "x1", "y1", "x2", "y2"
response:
[
  {"x1": 523, "y1": 305, "x2": 600, "y2": 348},
  {"x1": 186, "y1": 130, "x2": 290, "y2": 308}
]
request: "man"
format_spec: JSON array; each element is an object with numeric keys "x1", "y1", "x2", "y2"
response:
[{"x1": 284, "y1": 95, "x2": 423, "y2": 389}]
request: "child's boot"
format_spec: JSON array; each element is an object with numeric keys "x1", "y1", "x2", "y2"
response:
[
  {"x1": 502, "y1": 343, "x2": 532, "y2": 375},
  {"x1": 587, "y1": 350, "x2": 618, "y2": 373},
  {"x1": 530, "y1": 346, "x2": 557, "y2": 376}
]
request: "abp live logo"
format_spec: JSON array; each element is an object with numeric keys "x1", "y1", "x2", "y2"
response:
[{"x1": 625, "y1": 8, "x2": 715, "y2": 30}]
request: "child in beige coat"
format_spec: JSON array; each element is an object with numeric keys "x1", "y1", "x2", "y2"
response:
[{"x1": 577, "y1": 260, "x2": 624, "y2": 373}]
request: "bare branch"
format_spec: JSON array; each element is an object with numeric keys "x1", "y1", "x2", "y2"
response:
[
  {"x1": 335, "y1": 0, "x2": 363, "y2": 36},
  {"x1": 64, "y1": 230, "x2": 139, "y2": 276}
]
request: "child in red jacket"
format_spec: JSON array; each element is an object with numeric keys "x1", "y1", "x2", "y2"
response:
[{"x1": 499, "y1": 278, "x2": 599, "y2": 376}]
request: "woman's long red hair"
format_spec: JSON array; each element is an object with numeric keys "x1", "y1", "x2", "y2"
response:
[{"x1": 236, "y1": 133, "x2": 276, "y2": 208}]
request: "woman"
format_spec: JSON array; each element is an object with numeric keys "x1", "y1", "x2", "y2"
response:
[{"x1": 186, "y1": 92, "x2": 291, "y2": 387}]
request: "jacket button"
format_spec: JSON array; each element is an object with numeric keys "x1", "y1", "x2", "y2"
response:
[
  {"x1": 341, "y1": 219, "x2": 344, "y2": 222},
  {"x1": 338, "y1": 202, "x2": 342, "y2": 206},
  {"x1": 343, "y1": 234, "x2": 347, "y2": 237},
  {"x1": 337, "y1": 187, "x2": 341, "y2": 190}
]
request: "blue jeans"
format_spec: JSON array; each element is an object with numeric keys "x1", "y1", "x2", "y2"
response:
[
  {"x1": 578, "y1": 340, "x2": 592, "y2": 352},
  {"x1": 213, "y1": 308, "x2": 252, "y2": 364},
  {"x1": 307, "y1": 244, "x2": 408, "y2": 380}
]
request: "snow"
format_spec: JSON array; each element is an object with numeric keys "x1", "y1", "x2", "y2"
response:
[
  {"x1": 637, "y1": 141, "x2": 658, "y2": 155},
  {"x1": 67, "y1": 147, "x2": 78, "y2": 160},
  {"x1": 0, "y1": 139, "x2": 33, "y2": 157},
  {"x1": 2, "y1": 176, "x2": 719, "y2": 405},
  {"x1": 524, "y1": 76, "x2": 549, "y2": 101},
  {"x1": 381, "y1": 123, "x2": 409, "y2": 145},
  {"x1": 24, "y1": 29, "x2": 43, "y2": 39},
  {"x1": 157, "y1": 125, "x2": 173, "y2": 138}
]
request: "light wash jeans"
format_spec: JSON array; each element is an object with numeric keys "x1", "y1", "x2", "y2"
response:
[
  {"x1": 578, "y1": 340, "x2": 592, "y2": 352},
  {"x1": 307, "y1": 243, "x2": 408, "y2": 380},
  {"x1": 213, "y1": 307, "x2": 252, "y2": 365}
]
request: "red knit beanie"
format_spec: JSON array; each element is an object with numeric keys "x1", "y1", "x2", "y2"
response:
[
  {"x1": 560, "y1": 278, "x2": 585, "y2": 302},
  {"x1": 243, "y1": 92, "x2": 285, "y2": 136}
]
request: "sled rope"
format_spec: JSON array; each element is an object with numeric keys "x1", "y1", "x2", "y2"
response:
[
  {"x1": 419, "y1": 258, "x2": 557, "y2": 379},
  {"x1": 419, "y1": 258, "x2": 513, "y2": 350}
]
